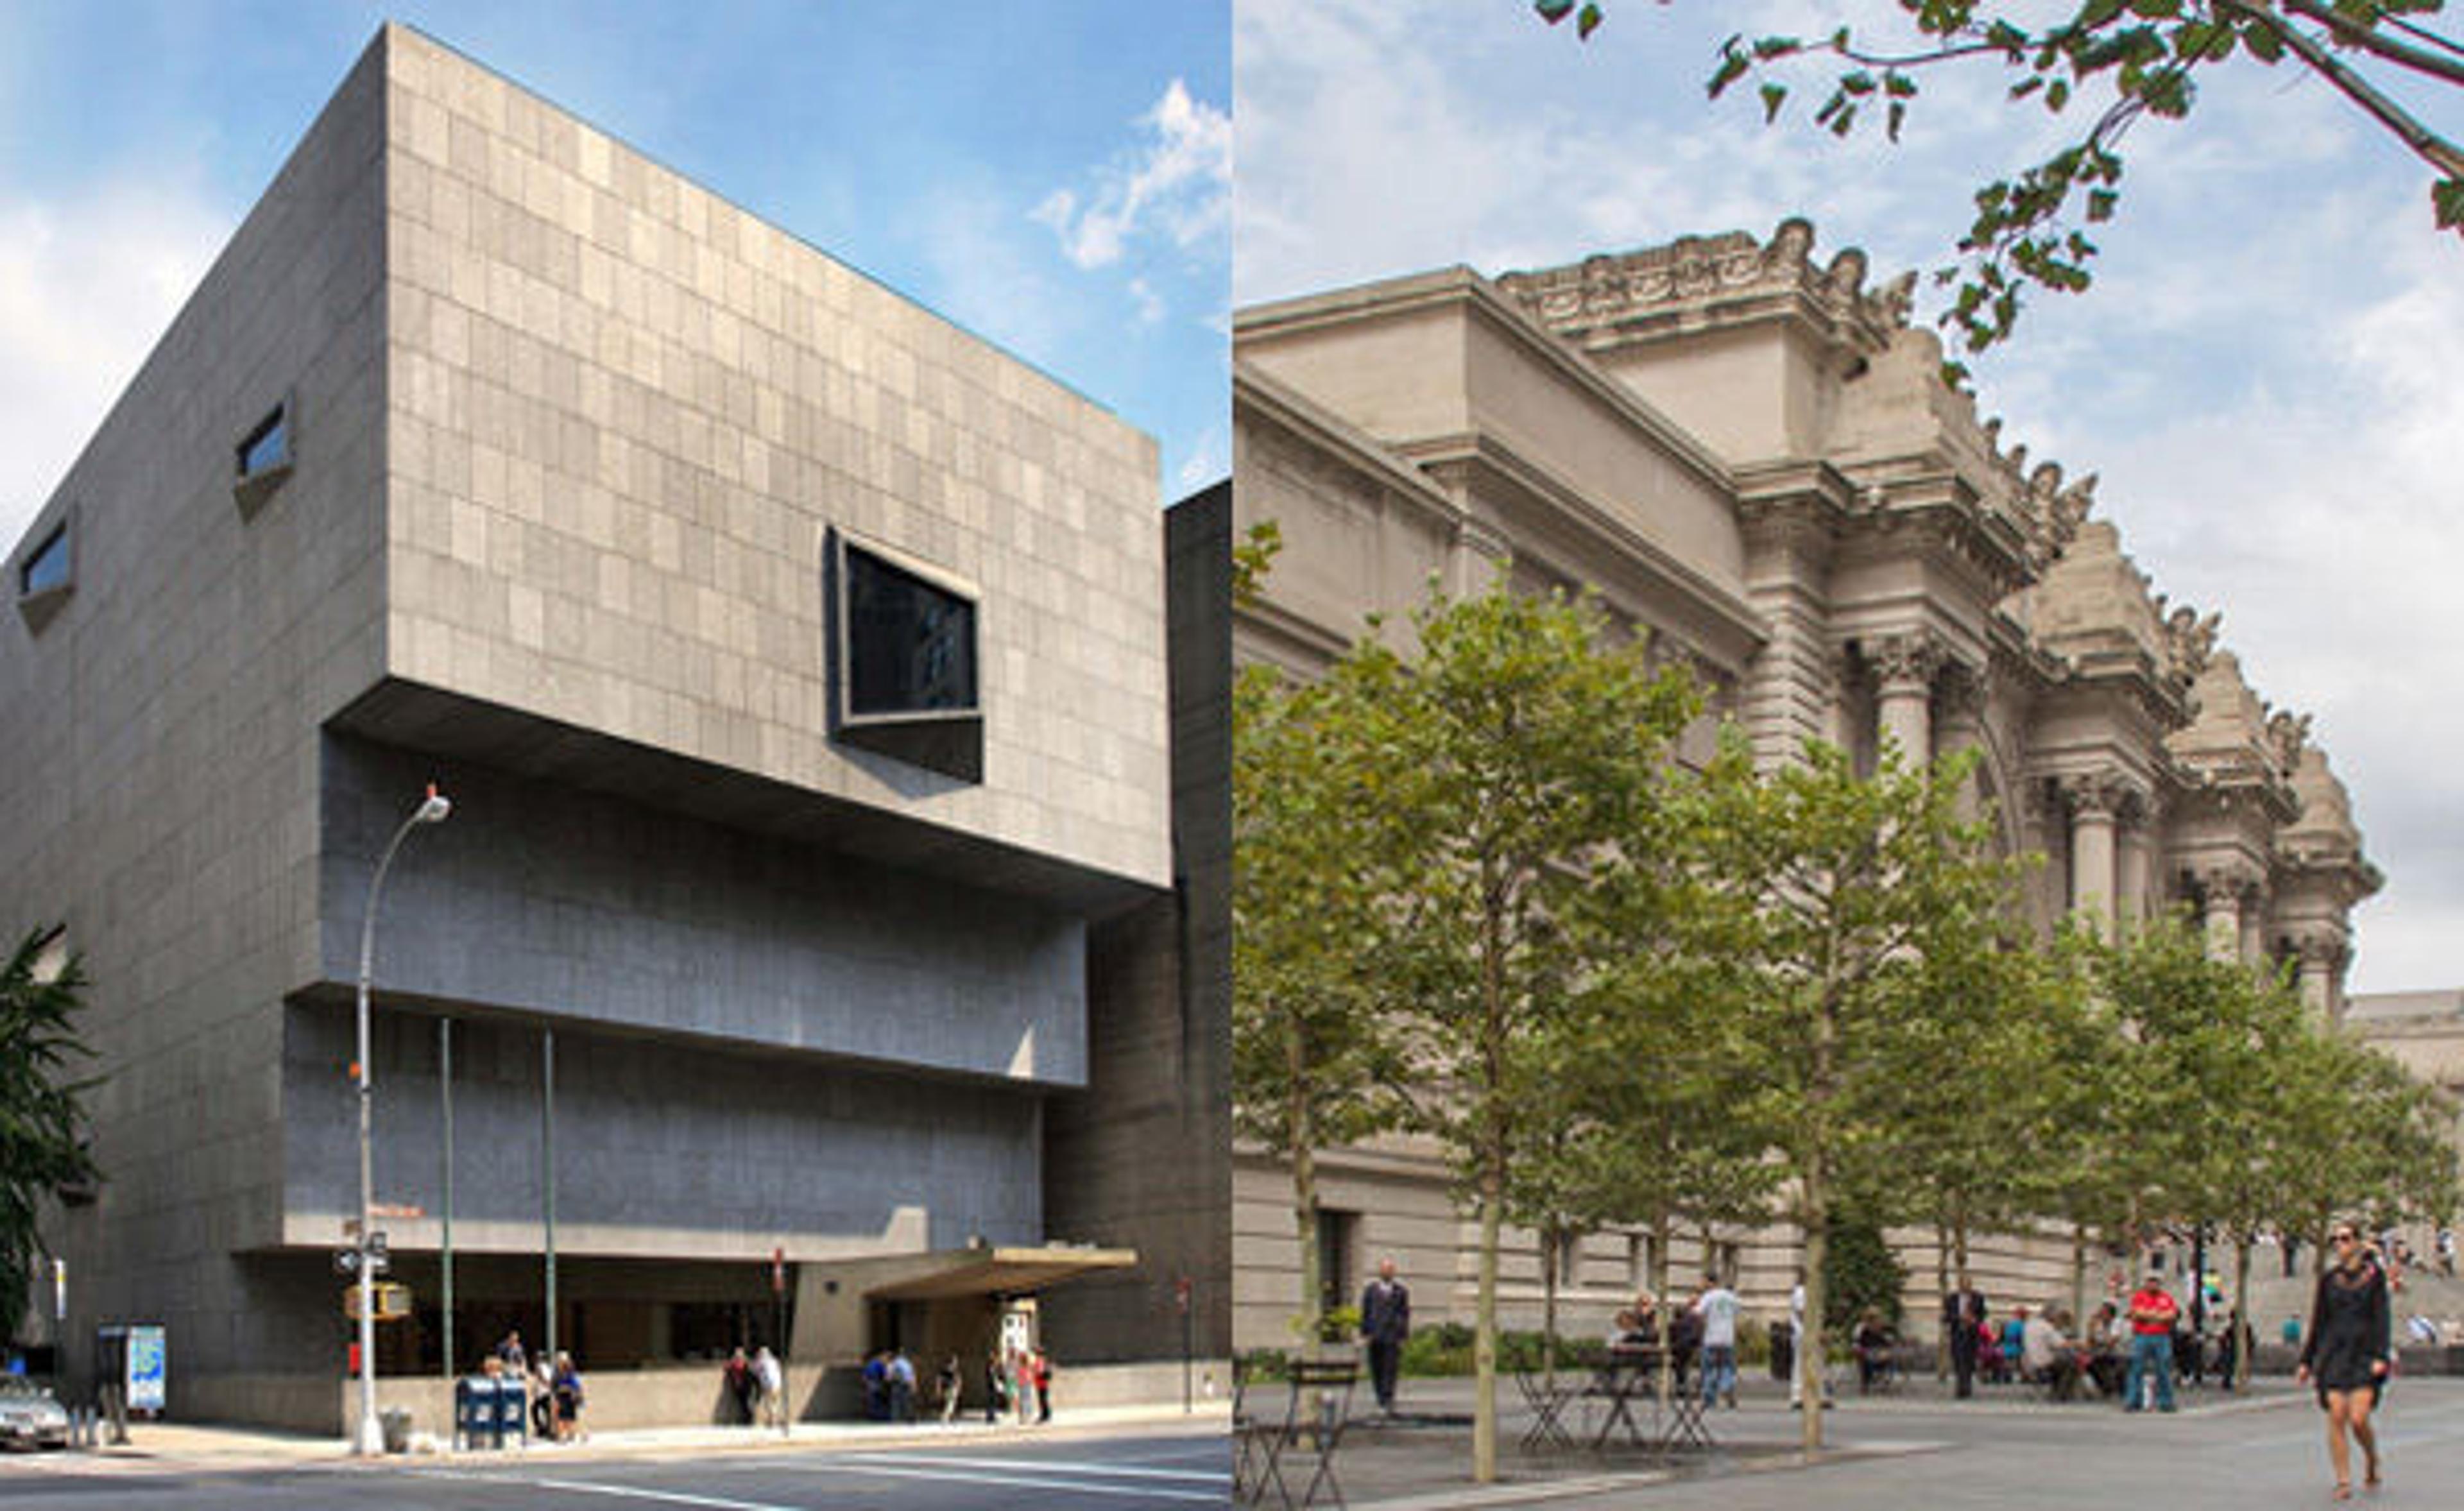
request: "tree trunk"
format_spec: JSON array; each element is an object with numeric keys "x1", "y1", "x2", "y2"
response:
[
  {"x1": 1474, "y1": 1157, "x2": 1502, "y2": 1484},
  {"x1": 1652, "y1": 1216, "x2": 1674, "y2": 1413},
  {"x1": 1933, "y1": 1222, "x2": 1951, "y2": 1379},
  {"x1": 2070, "y1": 1221, "x2": 2089, "y2": 1336},
  {"x1": 1541, "y1": 1223, "x2": 1561, "y2": 1392},
  {"x1": 2232, "y1": 1233, "x2": 2254, "y2": 1390},
  {"x1": 1472, "y1": 887, "x2": 1507, "y2": 1487},
  {"x1": 1288, "y1": 1016, "x2": 1324, "y2": 1344},
  {"x1": 1800, "y1": 1160, "x2": 1828, "y2": 1454},
  {"x1": 1802, "y1": 977, "x2": 1837, "y2": 1455}
]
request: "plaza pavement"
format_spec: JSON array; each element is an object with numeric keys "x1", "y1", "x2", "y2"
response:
[{"x1": 1332, "y1": 1370, "x2": 2461, "y2": 1508}]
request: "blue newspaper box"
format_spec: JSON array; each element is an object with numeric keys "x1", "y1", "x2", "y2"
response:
[
  {"x1": 493, "y1": 1376, "x2": 527, "y2": 1446},
  {"x1": 452, "y1": 1376, "x2": 525, "y2": 1449}
]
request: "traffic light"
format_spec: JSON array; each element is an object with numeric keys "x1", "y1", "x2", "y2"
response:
[{"x1": 343, "y1": 1283, "x2": 413, "y2": 1322}]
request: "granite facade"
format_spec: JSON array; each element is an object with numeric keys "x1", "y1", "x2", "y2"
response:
[{"x1": 0, "y1": 24, "x2": 1202, "y2": 1427}]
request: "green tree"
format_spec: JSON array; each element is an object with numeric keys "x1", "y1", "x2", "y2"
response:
[
  {"x1": 1233, "y1": 662, "x2": 1399, "y2": 1342},
  {"x1": 1537, "y1": 0, "x2": 2464, "y2": 370},
  {"x1": 0, "y1": 928, "x2": 99, "y2": 1343},
  {"x1": 1703, "y1": 738, "x2": 2024, "y2": 1450},
  {"x1": 1823, "y1": 1200, "x2": 1909, "y2": 1335},
  {"x1": 1348, "y1": 582, "x2": 1697, "y2": 1484},
  {"x1": 1539, "y1": 753, "x2": 1785, "y2": 1408}
]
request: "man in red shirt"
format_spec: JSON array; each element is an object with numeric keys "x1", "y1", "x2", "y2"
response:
[{"x1": 2124, "y1": 1272, "x2": 2180, "y2": 1412}]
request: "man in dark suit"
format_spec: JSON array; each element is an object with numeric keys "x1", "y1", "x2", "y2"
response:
[
  {"x1": 1360, "y1": 1257, "x2": 1411, "y2": 1413},
  {"x1": 1945, "y1": 1277, "x2": 1989, "y2": 1398}
]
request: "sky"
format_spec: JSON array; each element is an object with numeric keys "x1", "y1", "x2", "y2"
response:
[
  {"x1": 0, "y1": 0, "x2": 1231, "y2": 544},
  {"x1": 1236, "y1": 0, "x2": 2463, "y2": 995}
]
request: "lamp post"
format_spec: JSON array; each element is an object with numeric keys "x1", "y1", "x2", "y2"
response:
[{"x1": 353, "y1": 783, "x2": 450, "y2": 1456}]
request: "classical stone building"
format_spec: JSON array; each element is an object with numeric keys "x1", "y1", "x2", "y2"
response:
[
  {"x1": 1231, "y1": 221, "x2": 2382, "y2": 1347},
  {"x1": 1, "y1": 26, "x2": 1226, "y2": 1429}
]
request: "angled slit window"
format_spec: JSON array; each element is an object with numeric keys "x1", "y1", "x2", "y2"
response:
[
  {"x1": 19, "y1": 524, "x2": 69, "y2": 599},
  {"x1": 234, "y1": 395, "x2": 295, "y2": 514}
]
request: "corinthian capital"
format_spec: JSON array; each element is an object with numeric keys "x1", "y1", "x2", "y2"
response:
[
  {"x1": 1867, "y1": 630, "x2": 1946, "y2": 692},
  {"x1": 2192, "y1": 860, "x2": 2261, "y2": 906},
  {"x1": 2057, "y1": 769, "x2": 2148, "y2": 824}
]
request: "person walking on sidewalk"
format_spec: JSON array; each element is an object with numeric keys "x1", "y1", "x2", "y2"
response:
[
  {"x1": 1359, "y1": 1258, "x2": 1411, "y2": 1415},
  {"x1": 2297, "y1": 1222, "x2": 2392, "y2": 1499},
  {"x1": 2123, "y1": 1272, "x2": 2180, "y2": 1413},
  {"x1": 937, "y1": 1354, "x2": 963, "y2": 1424},
  {"x1": 752, "y1": 1345, "x2": 784, "y2": 1429},
  {"x1": 982, "y1": 1348, "x2": 1009, "y2": 1425},
  {"x1": 1944, "y1": 1277, "x2": 1987, "y2": 1399}
]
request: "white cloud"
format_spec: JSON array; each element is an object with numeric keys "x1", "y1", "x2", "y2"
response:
[
  {"x1": 1127, "y1": 277, "x2": 1165, "y2": 327},
  {"x1": 1034, "y1": 78, "x2": 1231, "y2": 273},
  {"x1": 0, "y1": 178, "x2": 225, "y2": 552},
  {"x1": 1176, "y1": 421, "x2": 1228, "y2": 491}
]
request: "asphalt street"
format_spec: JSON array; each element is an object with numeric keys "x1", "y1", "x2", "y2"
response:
[{"x1": 0, "y1": 1430, "x2": 1231, "y2": 1509}]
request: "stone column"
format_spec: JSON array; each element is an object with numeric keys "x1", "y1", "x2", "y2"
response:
[
  {"x1": 2293, "y1": 932, "x2": 2341, "y2": 1021},
  {"x1": 2114, "y1": 792, "x2": 2152, "y2": 932},
  {"x1": 2238, "y1": 882, "x2": 2270, "y2": 969},
  {"x1": 2198, "y1": 866, "x2": 2246, "y2": 964},
  {"x1": 1740, "y1": 505, "x2": 1837, "y2": 773},
  {"x1": 1935, "y1": 662, "x2": 1989, "y2": 819},
  {"x1": 1869, "y1": 631, "x2": 1942, "y2": 771},
  {"x1": 1449, "y1": 516, "x2": 1510, "y2": 597},
  {"x1": 2062, "y1": 775, "x2": 2120, "y2": 935}
]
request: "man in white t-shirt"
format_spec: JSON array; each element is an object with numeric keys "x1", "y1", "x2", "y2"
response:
[{"x1": 1694, "y1": 1273, "x2": 1741, "y2": 1409}]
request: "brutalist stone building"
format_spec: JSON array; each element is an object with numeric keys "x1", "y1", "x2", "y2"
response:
[{"x1": 0, "y1": 25, "x2": 1226, "y2": 1430}]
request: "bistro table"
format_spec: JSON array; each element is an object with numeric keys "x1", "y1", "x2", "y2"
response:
[{"x1": 1587, "y1": 1351, "x2": 1714, "y2": 1453}]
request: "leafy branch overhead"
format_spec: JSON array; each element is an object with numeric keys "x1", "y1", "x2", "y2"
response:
[{"x1": 1537, "y1": 0, "x2": 2464, "y2": 356}]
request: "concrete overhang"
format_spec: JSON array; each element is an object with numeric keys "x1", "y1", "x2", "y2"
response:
[
  {"x1": 864, "y1": 1246, "x2": 1139, "y2": 1302},
  {"x1": 328, "y1": 679, "x2": 1163, "y2": 918}
]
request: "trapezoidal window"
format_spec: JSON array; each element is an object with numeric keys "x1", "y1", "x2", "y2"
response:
[
  {"x1": 825, "y1": 530, "x2": 984, "y2": 783},
  {"x1": 13, "y1": 518, "x2": 73, "y2": 631},
  {"x1": 234, "y1": 395, "x2": 295, "y2": 516}
]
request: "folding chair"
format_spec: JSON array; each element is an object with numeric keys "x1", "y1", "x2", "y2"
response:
[
  {"x1": 1233, "y1": 1358, "x2": 1290, "y2": 1507},
  {"x1": 1279, "y1": 1357, "x2": 1358, "y2": 1509},
  {"x1": 1514, "y1": 1367, "x2": 1577, "y2": 1451}
]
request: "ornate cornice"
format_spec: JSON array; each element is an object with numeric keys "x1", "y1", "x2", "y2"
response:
[{"x1": 1497, "y1": 216, "x2": 1913, "y2": 357}]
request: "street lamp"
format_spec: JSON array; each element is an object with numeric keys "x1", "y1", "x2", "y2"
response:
[{"x1": 353, "y1": 783, "x2": 450, "y2": 1456}]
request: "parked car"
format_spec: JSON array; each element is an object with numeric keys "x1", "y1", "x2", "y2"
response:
[{"x1": 0, "y1": 1378, "x2": 69, "y2": 1449}]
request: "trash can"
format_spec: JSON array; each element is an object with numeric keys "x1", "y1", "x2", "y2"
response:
[{"x1": 380, "y1": 1406, "x2": 412, "y2": 1454}]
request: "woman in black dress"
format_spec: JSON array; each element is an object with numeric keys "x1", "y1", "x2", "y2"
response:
[{"x1": 2295, "y1": 1223, "x2": 2391, "y2": 1499}]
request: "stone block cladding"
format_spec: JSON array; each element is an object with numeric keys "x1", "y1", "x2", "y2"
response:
[{"x1": 0, "y1": 24, "x2": 1199, "y2": 1424}]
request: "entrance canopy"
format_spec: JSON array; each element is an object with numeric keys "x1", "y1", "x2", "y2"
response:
[{"x1": 864, "y1": 1245, "x2": 1137, "y2": 1302}]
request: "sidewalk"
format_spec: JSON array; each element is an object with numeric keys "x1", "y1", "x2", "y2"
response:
[
  {"x1": 40, "y1": 1400, "x2": 1229, "y2": 1474},
  {"x1": 1305, "y1": 1369, "x2": 2310, "y2": 1508}
]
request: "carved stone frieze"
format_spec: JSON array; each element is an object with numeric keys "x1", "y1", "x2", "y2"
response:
[{"x1": 1496, "y1": 216, "x2": 1913, "y2": 354}]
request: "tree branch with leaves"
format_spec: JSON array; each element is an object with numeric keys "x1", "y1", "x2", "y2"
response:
[{"x1": 1536, "y1": 0, "x2": 2464, "y2": 369}]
